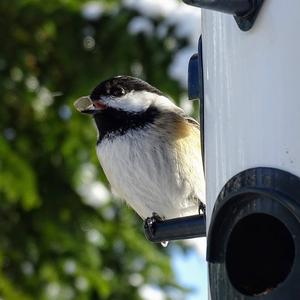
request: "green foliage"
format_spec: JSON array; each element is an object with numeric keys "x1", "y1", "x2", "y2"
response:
[{"x1": 0, "y1": 0, "x2": 193, "y2": 299}]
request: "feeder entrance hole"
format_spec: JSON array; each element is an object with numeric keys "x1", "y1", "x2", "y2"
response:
[{"x1": 225, "y1": 213, "x2": 295, "y2": 296}]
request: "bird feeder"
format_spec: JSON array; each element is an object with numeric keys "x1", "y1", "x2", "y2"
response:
[{"x1": 184, "y1": 0, "x2": 300, "y2": 299}]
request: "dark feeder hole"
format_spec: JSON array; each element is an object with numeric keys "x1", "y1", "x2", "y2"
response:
[{"x1": 225, "y1": 213, "x2": 295, "y2": 296}]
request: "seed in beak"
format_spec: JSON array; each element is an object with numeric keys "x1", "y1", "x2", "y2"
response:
[{"x1": 74, "y1": 97, "x2": 94, "y2": 112}]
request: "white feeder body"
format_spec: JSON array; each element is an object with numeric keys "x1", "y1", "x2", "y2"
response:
[
  {"x1": 201, "y1": 0, "x2": 300, "y2": 224},
  {"x1": 198, "y1": 1, "x2": 300, "y2": 299}
]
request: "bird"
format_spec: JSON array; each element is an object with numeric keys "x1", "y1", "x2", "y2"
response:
[{"x1": 74, "y1": 75, "x2": 205, "y2": 221}]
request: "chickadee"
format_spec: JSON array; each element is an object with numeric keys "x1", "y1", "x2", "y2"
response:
[{"x1": 74, "y1": 76, "x2": 205, "y2": 220}]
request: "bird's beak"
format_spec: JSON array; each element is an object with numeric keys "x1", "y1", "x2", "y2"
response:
[{"x1": 74, "y1": 96, "x2": 107, "y2": 115}]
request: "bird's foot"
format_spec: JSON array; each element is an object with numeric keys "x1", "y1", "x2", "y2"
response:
[
  {"x1": 144, "y1": 212, "x2": 166, "y2": 244},
  {"x1": 198, "y1": 201, "x2": 206, "y2": 216},
  {"x1": 144, "y1": 212, "x2": 163, "y2": 234},
  {"x1": 151, "y1": 212, "x2": 164, "y2": 222}
]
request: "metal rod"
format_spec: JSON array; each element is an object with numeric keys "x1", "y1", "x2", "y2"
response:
[
  {"x1": 182, "y1": 0, "x2": 253, "y2": 16},
  {"x1": 144, "y1": 214, "x2": 206, "y2": 243}
]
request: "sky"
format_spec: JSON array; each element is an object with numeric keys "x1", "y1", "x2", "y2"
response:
[
  {"x1": 124, "y1": 0, "x2": 202, "y2": 87},
  {"x1": 172, "y1": 239, "x2": 208, "y2": 300}
]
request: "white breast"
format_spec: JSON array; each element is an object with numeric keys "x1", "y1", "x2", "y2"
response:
[{"x1": 96, "y1": 127, "x2": 205, "y2": 219}]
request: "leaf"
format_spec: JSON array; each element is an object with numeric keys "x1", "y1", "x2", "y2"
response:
[{"x1": 0, "y1": 137, "x2": 40, "y2": 209}]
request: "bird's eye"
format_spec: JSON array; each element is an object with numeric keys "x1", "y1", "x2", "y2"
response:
[{"x1": 112, "y1": 87, "x2": 125, "y2": 97}]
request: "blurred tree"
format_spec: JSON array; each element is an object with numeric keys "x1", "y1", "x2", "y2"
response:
[{"x1": 0, "y1": 0, "x2": 194, "y2": 299}]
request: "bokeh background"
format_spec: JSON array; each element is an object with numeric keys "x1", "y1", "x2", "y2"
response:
[{"x1": 0, "y1": 0, "x2": 207, "y2": 299}]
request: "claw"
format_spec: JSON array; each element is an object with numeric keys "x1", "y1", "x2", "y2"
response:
[{"x1": 198, "y1": 202, "x2": 206, "y2": 215}]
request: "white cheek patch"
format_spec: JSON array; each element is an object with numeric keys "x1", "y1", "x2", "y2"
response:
[{"x1": 101, "y1": 91, "x2": 177, "y2": 113}]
